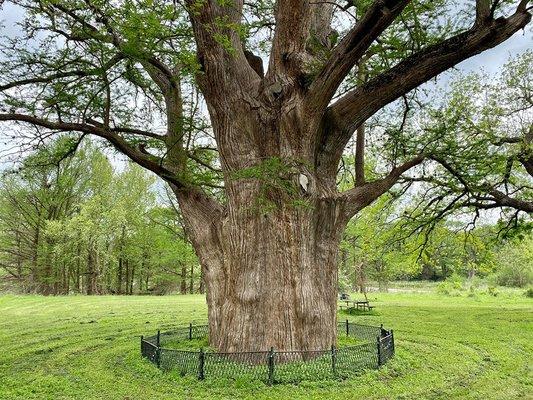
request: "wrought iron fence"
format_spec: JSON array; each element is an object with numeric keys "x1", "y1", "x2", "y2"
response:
[{"x1": 140, "y1": 321, "x2": 395, "y2": 384}]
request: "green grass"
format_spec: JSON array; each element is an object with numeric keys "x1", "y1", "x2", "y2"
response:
[
  {"x1": 162, "y1": 336, "x2": 210, "y2": 350},
  {"x1": 160, "y1": 331, "x2": 361, "y2": 350},
  {"x1": 0, "y1": 291, "x2": 531, "y2": 399}
]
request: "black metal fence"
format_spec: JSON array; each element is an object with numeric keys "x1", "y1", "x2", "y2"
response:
[{"x1": 140, "y1": 321, "x2": 395, "y2": 384}]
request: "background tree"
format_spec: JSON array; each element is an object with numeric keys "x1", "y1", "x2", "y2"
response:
[
  {"x1": 494, "y1": 235, "x2": 533, "y2": 287},
  {"x1": 340, "y1": 195, "x2": 419, "y2": 291},
  {"x1": 339, "y1": 200, "x2": 509, "y2": 292},
  {"x1": 396, "y1": 51, "x2": 533, "y2": 233},
  {"x1": 0, "y1": 137, "x2": 94, "y2": 293},
  {"x1": 0, "y1": 138, "x2": 199, "y2": 295},
  {"x1": 0, "y1": 0, "x2": 530, "y2": 351}
]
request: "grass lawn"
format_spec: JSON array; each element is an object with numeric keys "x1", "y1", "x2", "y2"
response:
[{"x1": 0, "y1": 291, "x2": 531, "y2": 400}]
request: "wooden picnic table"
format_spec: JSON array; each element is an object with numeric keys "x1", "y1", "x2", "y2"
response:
[{"x1": 339, "y1": 300, "x2": 373, "y2": 311}]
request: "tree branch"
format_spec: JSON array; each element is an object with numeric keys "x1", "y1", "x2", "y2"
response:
[
  {"x1": 317, "y1": 4, "x2": 531, "y2": 177},
  {"x1": 339, "y1": 154, "x2": 425, "y2": 219},
  {"x1": 309, "y1": 1, "x2": 336, "y2": 48},
  {"x1": 0, "y1": 54, "x2": 125, "y2": 91},
  {"x1": 110, "y1": 126, "x2": 166, "y2": 141},
  {"x1": 185, "y1": 0, "x2": 258, "y2": 95},
  {"x1": 487, "y1": 189, "x2": 533, "y2": 212},
  {"x1": 0, "y1": 113, "x2": 185, "y2": 188},
  {"x1": 267, "y1": 0, "x2": 313, "y2": 79},
  {"x1": 427, "y1": 156, "x2": 533, "y2": 214},
  {"x1": 308, "y1": 0, "x2": 411, "y2": 112},
  {"x1": 476, "y1": 0, "x2": 492, "y2": 26}
]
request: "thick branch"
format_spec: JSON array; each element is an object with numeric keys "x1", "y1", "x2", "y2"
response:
[
  {"x1": 318, "y1": 6, "x2": 531, "y2": 177},
  {"x1": 185, "y1": 0, "x2": 258, "y2": 96},
  {"x1": 339, "y1": 155, "x2": 425, "y2": 218},
  {"x1": 308, "y1": 0, "x2": 411, "y2": 111},
  {"x1": 267, "y1": 0, "x2": 313, "y2": 79},
  {"x1": 309, "y1": 2, "x2": 336, "y2": 49},
  {"x1": 488, "y1": 189, "x2": 533, "y2": 212},
  {"x1": 84, "y1": 118, "x2": 165, "y2": 141},
  {"x1": 110, "y1": 126, "x2": 166, "y2": 141},
  {"x1": 0, "y1": 113, "x2": 184, "y2": 187},
  {"x1": 76, "y1": 3, "x2": 186, "y2": 171}
]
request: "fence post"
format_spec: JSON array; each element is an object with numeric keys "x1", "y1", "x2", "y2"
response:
[
  {"x1": 380, "y1": 324, "x2": 388, "y2": 338},
  {"x1": 155, "y1": 330, "x2": 162, "y2": 368},
  {"x1": 376, "y1": 336, "x2": 382, "y2": 367},
  {"x1": 345, "y1": 319, "x2": 349, "y2": 336},
  {"x1": 140, "y1": 335, "x2": 144, "y2": 357},
  {"x1": 189, "y1": 323, "x2": 193, "y2": 340},
  {"x1": 331, "y1": 345, "x2": 337, "y2": 377},
  {"x1": 391, "y1": 329, "x2": 395, "y2": 355},
  {"x1": 156, "y1": 347, "x2": 161, "y2": 368},
  {"x1": 198, "y1": 348, "x2": 205, "y2": 380},
  {"x1": 268, "y1": 347, "x2": 275, "y2": 385}
]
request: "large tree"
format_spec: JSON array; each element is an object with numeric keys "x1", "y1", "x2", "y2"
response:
[{"x1": 0, "y1": 0, "x2": 530, "y2": 352}]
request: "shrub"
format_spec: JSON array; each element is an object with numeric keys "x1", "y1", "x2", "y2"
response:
[
  {"x1": 525, "y1": 287, "x2": 533, "y2": 298},
  {"x1": 495, "y1": 262, "x2": 533, "y2": 288},
  {"x1": 436, "y1": 275, "x2": 464, "y2": 296}
]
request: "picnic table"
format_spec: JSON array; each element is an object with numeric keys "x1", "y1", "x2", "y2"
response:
[{"x1": 339, "y1": 300, "x2": 374, "y2": 311}]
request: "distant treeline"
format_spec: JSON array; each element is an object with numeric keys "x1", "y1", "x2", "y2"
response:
[
  {"x1": 0, "y1": 139, "x2": 200, "y2": 295},
  {"x1": 1, "y1": 139, "x2": 531, "y2": 295},
  {"x1": 339, "y1": 195, "x2": 533, "y2": 291}
]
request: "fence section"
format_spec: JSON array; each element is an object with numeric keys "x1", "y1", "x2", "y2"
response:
[{"x1": 140, "y1": 321, "x2": 395, "y2": 384}]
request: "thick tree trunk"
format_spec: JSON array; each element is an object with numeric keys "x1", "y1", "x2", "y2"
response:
[
  {"x1": 177, "y1": 182, "x2": 345, "y2": 351},
  {"x1": 214, "y1": 207, "x2": 342, "y2": 352},
  {"x1": 170, "y1": 71, "x2": 352, "y2": 350}
]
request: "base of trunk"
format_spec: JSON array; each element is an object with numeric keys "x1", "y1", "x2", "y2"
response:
[
  {"x1": 205, "y1": 205, "x2": 341, "y2": 352},
  {"x1": 209, "y1": 293, "x2": 337, "y2": 352}
]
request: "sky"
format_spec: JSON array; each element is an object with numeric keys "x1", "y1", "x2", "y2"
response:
[
  {"x1": 452, "y1": 27, "x2": 531, "y2": 74},
  {"x1": 1, "y1": 2, "x2": 531, "y2": 73}
]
